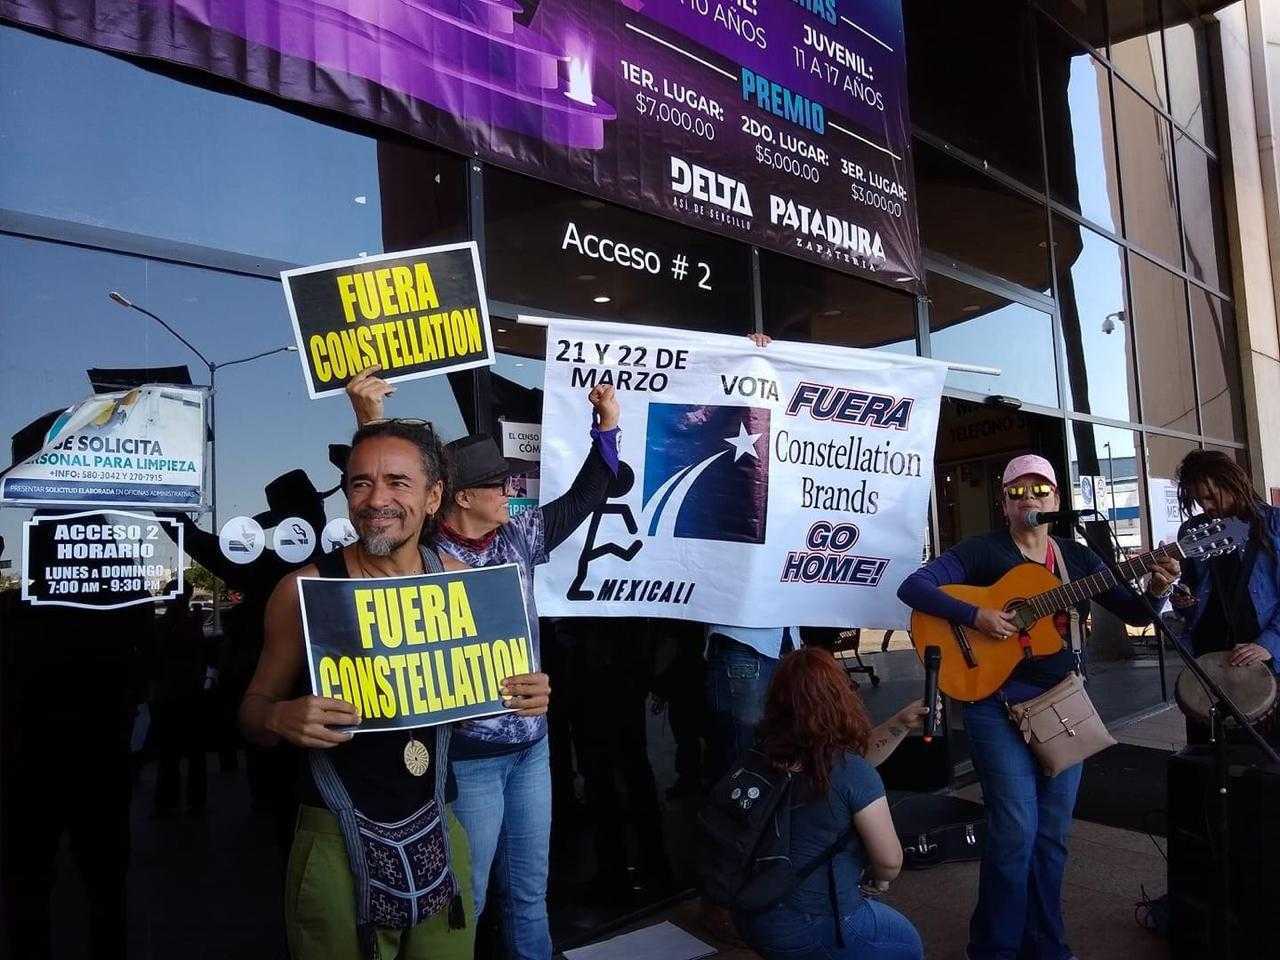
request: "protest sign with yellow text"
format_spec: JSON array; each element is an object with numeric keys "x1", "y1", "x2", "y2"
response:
[
  {"x1": 298, "y1": 562, "x2": 532, "y2": 732},
  {"x1": 282, "y1": 242, "x2": 493, "y2": 399}
]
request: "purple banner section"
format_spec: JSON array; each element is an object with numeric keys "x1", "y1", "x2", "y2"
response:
[{"x1": 1, "y1": 0, "x2": 920, "y2": 284}]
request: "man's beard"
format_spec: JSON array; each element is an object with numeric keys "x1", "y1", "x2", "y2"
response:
[
  {"x1": 361, "y1": 531, "x2": 412, "y2": 556},
  {"x1": 355, "y1": 508, "x2": 410, "y2": 556}
]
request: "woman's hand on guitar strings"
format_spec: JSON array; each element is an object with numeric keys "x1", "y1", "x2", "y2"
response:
[{"x1": 974, "y1": 607, "x2": 1019, "y2": 639}]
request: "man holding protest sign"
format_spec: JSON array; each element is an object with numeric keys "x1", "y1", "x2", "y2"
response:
[
  {"x1": 347, "y1": 364, "x2": 618, "y2": 960},
  {"x1": 239, "y1": 418, "x2": 547, "y2": 959}
]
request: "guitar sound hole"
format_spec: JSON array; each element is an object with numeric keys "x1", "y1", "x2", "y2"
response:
[{"x1": 1004, "y1": 601, "x2": 1032, "y2": 631}]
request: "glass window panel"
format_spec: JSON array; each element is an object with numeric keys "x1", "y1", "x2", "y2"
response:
[
  {"x1": 915, "y1": 140, "x2": 1051, "y2": 293},
  {"x1": 490, "y1": 329, "x2": 547, "y2": 494},
  {"x1": 0, "y1": 25, "x2": 468, "y2": 265},
  {"x1": 1039, "y1": 19, "x2": 1122, "y2": 232},
  {"x1": 1190, "y1": 288, "x2": 1245, "y2": 442},
  {"x1": 1108, "y1": 0, "x2": 1167, "y2": 110},
  {"x1": 1204, "y1": 443, "x2": 1249, "y2": 472},
  {"x1": 1128, "y1": 254, "x2": 1196, "y2": 433},
  {"x1": 0, "y1": 235, "x2": 468, "y2": 563},
  {"x1": 933, "y1": 400, "x2": 1068, "y2": 549},
  {"x1": 1053, "y1": 215, "x2": 1139, "y2": 421},
  {"x1": 1068, "y1": 423, "x2": 1145, "y2": 551},
  {"x1": 1163, "y1": 0, "x2": 1216, "y2": 149},
  {"x1": 904, "y1": 0, "x2": 1044, "y2": 190},
  {"x1": 1039, "y1": 0, "x2": 1109, "y2": 54},
  {"x1": 484, "y1": 168, "x2": 751, "y2": 334},
  {"x1": 1065, "y1": 422, "x2": 1163, "y2": 717},
  {"x1": 761, "y1": 254, "x2": 916, "y2": 353},
  {"x1": 1114, "y1": 80, "x2": 1182, "y2": 267},
  {"x1": 1144, "y1": 433, "x2": 1198, "y2": 543},
  {"x1": 1175, "y1": 134, "x2": 1230, "y2": 292},
  {"x1": 926, "y1": 273, "x2": 1058, "y2": 406}
]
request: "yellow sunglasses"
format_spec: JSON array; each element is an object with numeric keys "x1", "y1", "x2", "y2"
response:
[{"x1": 1005, "y1": 483, "x2": 1054, "y2": 500}]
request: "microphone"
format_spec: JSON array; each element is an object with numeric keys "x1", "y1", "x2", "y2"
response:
[
  {"x1": 1023, "y1": 508, "x2": 1098, "y2": 527},
  {"x1": 922, "y1": 645, "x2": 941, "y2": 742}
]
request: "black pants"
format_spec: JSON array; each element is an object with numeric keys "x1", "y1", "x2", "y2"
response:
[
  {"x1": 562, "y1": 622, "x2": 669, "y2": 888},
  {"x1": 151, "y1": 695, "x2": 209, "y2": 812},
  {"x1": 653, "y1": 644, "x2": 706, "y2": 787},
  {"x1": 2, "y1": 673, "x2": 132, "y2": 960}
]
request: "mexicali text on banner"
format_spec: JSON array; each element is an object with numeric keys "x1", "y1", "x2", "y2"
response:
[
  {"x1": 534, "y1": 320, "x2": 945, "y2": 628},
  {"x1": 282, "y1": 243, "x2": 494, "y2": 399},
  {"x1": 22, "y1": 511, "x2": 184, "y2": 610},
  {"x1": 0, "y1": 385, "x2": 207, "y2": 510},
  {"x1": 299, "y1": 563, "x2": 535, "y2": 732}
]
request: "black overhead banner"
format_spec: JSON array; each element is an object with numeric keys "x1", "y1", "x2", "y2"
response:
[{"x1": 1, "y1": 0, "x2": 921, "y2": 286}]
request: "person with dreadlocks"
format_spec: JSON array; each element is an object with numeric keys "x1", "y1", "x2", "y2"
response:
[{"x1": 1171, "y1": 452, "x2": 1280, "y2": 730}]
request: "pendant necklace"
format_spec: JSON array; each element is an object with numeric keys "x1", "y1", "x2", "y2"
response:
[{"x1": 403, "y1": 736, "x2": 431, "y2": 777}]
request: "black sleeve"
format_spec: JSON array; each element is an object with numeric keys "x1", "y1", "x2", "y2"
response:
[
  {"x1": 1066, "y1": 541, "x2": 1156, "y2": 627},
  {"x1": 541, "y1": 442, "x2": 614, "y2": 553}
]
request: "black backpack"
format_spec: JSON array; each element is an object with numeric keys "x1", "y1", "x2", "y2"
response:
[{"x1": 697, "y1": 749, "x2": 852, "y2": 913}]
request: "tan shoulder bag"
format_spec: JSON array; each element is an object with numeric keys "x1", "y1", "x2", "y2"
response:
[{"x1": 1005, "y1": 538, "x2": 1116, "y2": 777}]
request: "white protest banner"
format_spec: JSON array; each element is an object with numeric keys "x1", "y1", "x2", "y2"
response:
[
  {"x1": 534, "y1": 320, "x2": 946, "y2": 628},
  {"x1": 1, "y1": 385, "x2": 208, "y2": 511}
]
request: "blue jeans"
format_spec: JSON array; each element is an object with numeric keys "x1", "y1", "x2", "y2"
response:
[
  {"x1": 964, "y1": 686, "x2": 1083, "y2": 960},
  {"x1": 450, "y1": 736, "x2": 552, "y2": 960},
  {"x1": 705, "y1": 635, "x2": 780, "y2": 781},
  {"x1": 736, "y1": 898, "x2": 924, "y2": 960}
]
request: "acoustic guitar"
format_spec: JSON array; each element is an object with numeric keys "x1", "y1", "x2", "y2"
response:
[{"x1": 909, "y1": 517, "x2": 1248, "y2": 702}]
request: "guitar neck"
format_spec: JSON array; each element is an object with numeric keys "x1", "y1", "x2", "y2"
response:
[{"x1": 1022, "y1": 544, "x2": 1176, "y2": 620}]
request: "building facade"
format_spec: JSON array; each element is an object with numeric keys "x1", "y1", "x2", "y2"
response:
[{"x1": 2, "y1": 0, "x2": 1279, "y2": 944}]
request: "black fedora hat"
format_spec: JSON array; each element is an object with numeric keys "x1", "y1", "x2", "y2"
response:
[
  {"x1": 253, "y1": 469, "x2": 341, "y2": 528},
  {"x1": 447, "y1": 435, "x2": 511, "y2": 490}
]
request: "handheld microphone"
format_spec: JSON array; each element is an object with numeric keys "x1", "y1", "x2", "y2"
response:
[
  {"x1": 922, "y1": 645, "x2": 941, "y2": 742},
  {"x1": 1023, "y1": 508, "x2": 1098, "y2": 527}
]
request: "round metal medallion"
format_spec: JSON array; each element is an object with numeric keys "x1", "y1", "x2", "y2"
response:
[{"x1": 403, "y1": 737, "x2": 431, "y2": 777}]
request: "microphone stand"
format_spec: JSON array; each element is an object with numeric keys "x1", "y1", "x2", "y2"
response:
[{"x1": 1071, "y1": 517, "x2": 1280, "y2": 960}]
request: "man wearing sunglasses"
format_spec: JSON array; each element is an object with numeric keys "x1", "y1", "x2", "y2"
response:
[
  {"x1": 347, "y1": 365, "x2": 620, "y2": 960},
  {"x1": 897, "y1": 453, "x2": 1177, "y2": 960}
]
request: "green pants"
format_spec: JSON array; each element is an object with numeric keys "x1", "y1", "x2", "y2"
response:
[{"x1": 285, "y1": 804, "x2": 477, "y2": 960}]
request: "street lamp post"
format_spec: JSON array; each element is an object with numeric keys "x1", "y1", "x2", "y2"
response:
[
  {"x1": 108, "y1": 291, "x2": 296, "y2": 631},
  {"x1": 1102, "y1": 440, "x2": 1119, "y2": 546}
]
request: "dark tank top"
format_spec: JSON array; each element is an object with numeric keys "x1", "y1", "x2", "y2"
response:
[{"x1": 297, "y1": 546, "x2": 450, "y2": 822}]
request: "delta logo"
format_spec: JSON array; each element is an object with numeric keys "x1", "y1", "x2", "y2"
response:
[
  {"x1": 670, "y1": 156, "x2": 754, "y2": 217},
  {"x1": 641, "y1": 403, "x2": 769, "y2": 544}
]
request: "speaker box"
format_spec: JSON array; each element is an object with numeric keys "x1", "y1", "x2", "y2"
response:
[{"x1": 1167, "y1": 746, "x2": 1280, "y2": 959}]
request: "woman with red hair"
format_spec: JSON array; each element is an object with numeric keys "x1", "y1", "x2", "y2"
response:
[{"x1": 735, "y1": 647, "x2": 923, "y2": 960}]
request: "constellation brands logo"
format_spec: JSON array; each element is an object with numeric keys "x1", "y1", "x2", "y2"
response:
[
  {"x1": 670, "y1": 156, "x2": 754, "y2": 218},
  {"x1": 641, "y1": 403, "x2": 769, "y2": 544}
]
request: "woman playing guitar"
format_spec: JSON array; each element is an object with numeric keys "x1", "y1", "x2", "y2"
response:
[{"x1": 896, "y1": 453, "x2": 1178, "y2": 960}]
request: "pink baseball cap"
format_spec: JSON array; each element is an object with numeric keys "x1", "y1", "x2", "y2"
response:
[{"x1": 1002, "y1": 454, "x2": 1057, "y2": 487}]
